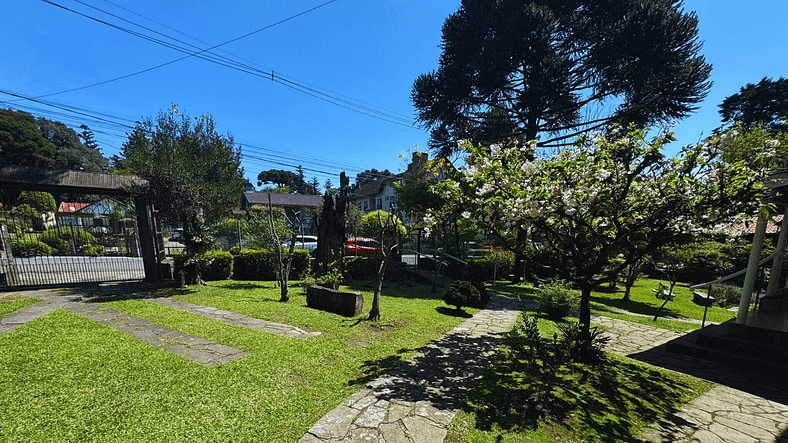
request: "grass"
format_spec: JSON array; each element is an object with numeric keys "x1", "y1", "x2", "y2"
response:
[
  {"x1": 0, "y1": 281, "x2": 477, "y2": 443},
  {"x1": 490, "y1": 277, "x2": 737, "y2": 331},
  {"x1": 0, "y1": 293, "x2": 39, "y2": 318},
  {"x1": 444, "y1": 311, "x2": 714, "y2": 443}
]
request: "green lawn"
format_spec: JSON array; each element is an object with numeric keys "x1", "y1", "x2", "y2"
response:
[
  {"x1": 0, "y1": 279, "x2": 714, "y2": 442},
  {"x1": 490, "y1": 278, "x2": 737, "y2": 331},
  {"x1": 0, "y1": 293, "x2": 39, "y2": 318},
  {"x1": 445, "y1": 311, "x2": 714, "y2": 443},
  {"x1": 0, "y1": 281, "x2": 476, "y2": 443}
]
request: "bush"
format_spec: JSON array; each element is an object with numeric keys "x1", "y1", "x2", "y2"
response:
[
  {"x1": 443, "y1": 280, "x2": 481, "y2": 310},
  {"x1": 467, "y1": 249, "x2": 516, "y2": 281},
  {"x1": 537, "y1": 280, "x2": 580, "y2": 320},
  {"x1": 232, "y1": 248, "x2": 310, "y2": 281},
  {"x1": 175, "y1": 250, "x2": 234, "y2": 282},
  {"x1": 82, "y1": 244, "x2": 106, "y2": 257},
  {"x1": 18, "y1": 191, "x2": 56, "y2": 213},
  {"x1": 470, "y1": 278, "x2": 490, "y2": 307},
  {"x1": 39, "y1": 227, "x2": 96, "y2": 255},
  {"x1": 202, "y1": 251, "x2": 234, "y2": 281},
  {"x1": 711, "y1": 283, "x2": 741, "y2": 307},
  {"x1": 11, "y1": 240, "x2": 54, "y2": 257}
]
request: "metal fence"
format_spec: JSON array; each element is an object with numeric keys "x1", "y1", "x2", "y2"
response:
[{"x1": 0, "y1": 193, "x2": 145, "y2": 287}]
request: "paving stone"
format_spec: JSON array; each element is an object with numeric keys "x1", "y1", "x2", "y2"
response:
[
  {"x1": 378, "y1": 423, "x2": 411, "y2": 443},
  {"x1": 402, "y1": 416, "x2": 446, "y2": 443},
  {"x1": 308, "y1": 405, "x2": 357, "y2": 440}
]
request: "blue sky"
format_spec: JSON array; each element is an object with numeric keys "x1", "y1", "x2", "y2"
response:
[{"x1": 2, "y1": 0, "x2": 786, "y2": 190}]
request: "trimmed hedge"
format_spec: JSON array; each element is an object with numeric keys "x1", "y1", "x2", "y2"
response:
[
  {"x1": 233, "y1": 248, "x2": 310, "y2": 281},
  {"x1": 174, "y1": 250, "x2": 234, "y2": 282},
  {"x1": 443, "y1": 280, "x2": 482, "y2": 310},
  {"x1": 11, "y1": 240, "x2": 54, "y2": 257}
]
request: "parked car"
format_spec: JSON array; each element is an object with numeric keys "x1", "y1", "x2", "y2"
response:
[
  {"x1": 281, "y1": 235, "x2": 318, "y2": 253},
  {"x1": 345, "y1": 237, "x2": 383, "y2": 257}
]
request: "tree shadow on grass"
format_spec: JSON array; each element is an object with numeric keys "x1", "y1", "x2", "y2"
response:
[
  {"x1": 435, "y1": 306, "x2": 473, "y2": 318},
  {"x1": 589, "y1": 294, "x2": 687, "y2": 320},
  {"x1": 465, "y1": 354, "x2": 703, "y2": 441},
  {"x1": 218, "y1": 282, "x2": 276, "y2": 291}
]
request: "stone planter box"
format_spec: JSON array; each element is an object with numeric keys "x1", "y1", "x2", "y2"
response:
[{"x1": 306, "y1": 285, "x2": 365, "y2": 317}]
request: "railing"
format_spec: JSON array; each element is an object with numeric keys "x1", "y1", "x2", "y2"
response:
[
  {"x1": 689, "y1": 251, "x2": 779, "y2": 326},
  {"x1": 399, "y1": 248, "x2": 468, "y2": 286}
]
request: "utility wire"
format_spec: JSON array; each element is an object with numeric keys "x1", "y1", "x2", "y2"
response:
[
  {"x1": 38, "y1": 0, "x2": 414, "y2": 127},
  {"x1": 0, "y1": 90, "x2": 401, "y2": 183}
]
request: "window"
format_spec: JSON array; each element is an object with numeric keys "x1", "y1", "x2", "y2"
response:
[{"x1": 376, "y1": 198, "x2": 382, "y2": 209}]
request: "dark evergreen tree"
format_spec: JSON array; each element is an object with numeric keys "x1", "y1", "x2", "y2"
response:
[
  {"x1": 719, "y1": 77, "x2": 788, "y2": 132},
  {"x1": 412, "y1": 0, "x2": 712, "y2": 157}
]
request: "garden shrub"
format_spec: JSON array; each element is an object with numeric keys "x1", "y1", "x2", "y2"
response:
[
  {"x1": 711, "y1": 283, "x2": 742, "y2": 307},
  {"x1": 175, "y1": 250, "x2": 234, "y2": 282},
  {"x1": 82, "y1": 244, "x2": 106, "y2": 257},
  {"x1": 467, "y1": 249, "x2": 516, "y2": 281},
  {"x1": 11, "y1": 240, "x2": 54, "y2": 257},
  {"x1": 442, "y1": 280, "x2": 481, "y2": 310},
  {"x1": 39, "y1": 227, "x2": 96, "y2": 255},
  {"x1": 470, "y1": 278, "x2": 490, "y2": 307},
  {"x1": 537, "y1": 279, "x2": 580, "y2": 320},
  {"x1": 202, "y1": 251, "x2": 234, "y2": 280},
  {"x1": 17, "y1": 191, "x2": 56, "y2": 213},
  {"x1": 232, "y1": 248, "x2": 310, "y2": 281}
]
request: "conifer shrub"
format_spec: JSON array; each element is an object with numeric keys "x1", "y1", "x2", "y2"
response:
[{"x1": 443, "y1": 280, "x2": 481, "y2": 310}]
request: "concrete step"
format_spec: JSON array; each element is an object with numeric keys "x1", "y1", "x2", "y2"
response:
[{"x1": 665, "y1": 321, "x2": 788, "y2": 379}]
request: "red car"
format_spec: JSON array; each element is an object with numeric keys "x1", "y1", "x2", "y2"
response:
[{"x1": 345, "y1": 237, "x2": 383, "y2": 257}]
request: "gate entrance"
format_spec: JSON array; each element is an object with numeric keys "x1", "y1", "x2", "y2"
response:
[{"x1": 0, "y1": 166, "x2": 159, "y2": 287}]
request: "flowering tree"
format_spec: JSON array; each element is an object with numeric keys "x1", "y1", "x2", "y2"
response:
[{"x1": 427, "y1": 127, "x2": 767, "y2": 355}]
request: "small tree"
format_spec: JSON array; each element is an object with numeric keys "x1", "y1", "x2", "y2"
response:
[
  {"x1": 360, "y1": 209, "x2": 406, "y2": 321},
  {"x1": 262, "y1": 195, "x2": 303, "y2": 302},
  {"x1": 652, "y1": 244, "x2": 693, "y2": 295}
]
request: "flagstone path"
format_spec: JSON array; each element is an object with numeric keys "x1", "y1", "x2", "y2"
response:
[{"x1": 298, "y1": 293, "x2": 523, "y2": 443}]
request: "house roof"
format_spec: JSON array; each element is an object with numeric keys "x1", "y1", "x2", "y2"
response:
[
  {"x1": 244, "y1": 192, "x2": 323, "y2": 207},
  {"x1": 58, "y1": 202, "x2": 90, "y2": 213},
  {"x1": 351, "y1": 181, "x2": 387, "y2": 199},
  {"x1": 731, "y1": 215, "x2": 783, "y2": 235}
]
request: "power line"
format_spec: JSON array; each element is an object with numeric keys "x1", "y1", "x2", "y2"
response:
[
  {"x1": 37, "y1": 0, "x2": 414, "y2": 127},
  {"x1": 0, "y1": 90, "x2": 403, "y2": 183}
]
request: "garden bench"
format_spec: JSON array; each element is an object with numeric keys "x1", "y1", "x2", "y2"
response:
[{"x1": 652, "y1": 282, "x2": 676, "y2": 321}]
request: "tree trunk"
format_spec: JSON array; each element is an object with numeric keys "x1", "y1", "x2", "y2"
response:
[
  {"x1": 511, "y1": 227, "x2": 527, "y2": 283},
  {"x1": 368, "y1": 251, "x2": 390, "y2": 321}
]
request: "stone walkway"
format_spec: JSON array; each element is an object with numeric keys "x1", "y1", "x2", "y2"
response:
[
  {"x1": 146, "y1": 297, "x2": 321, "y2": 338},
  {"x1": 299, "y1": 293, "x2": 522, "y2": 443},
  {"x1": 594, "y1": 315, "x2": 788, "y2": 443}
]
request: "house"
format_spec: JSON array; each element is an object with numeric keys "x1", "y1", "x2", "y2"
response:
[
  {"x1": 349, "y1": 152, "x2": 431, "y2": 215},
  {"x1": 57, "y1": 198, "x2": 133, "y2": 234},
  {"x1": 241, "y1": 192, "x2": 323, "y2": 234}
]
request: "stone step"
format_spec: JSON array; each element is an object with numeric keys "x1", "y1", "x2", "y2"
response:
[{"x1": 665, "y1": 324, "x2": 788, "y2": 379}]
